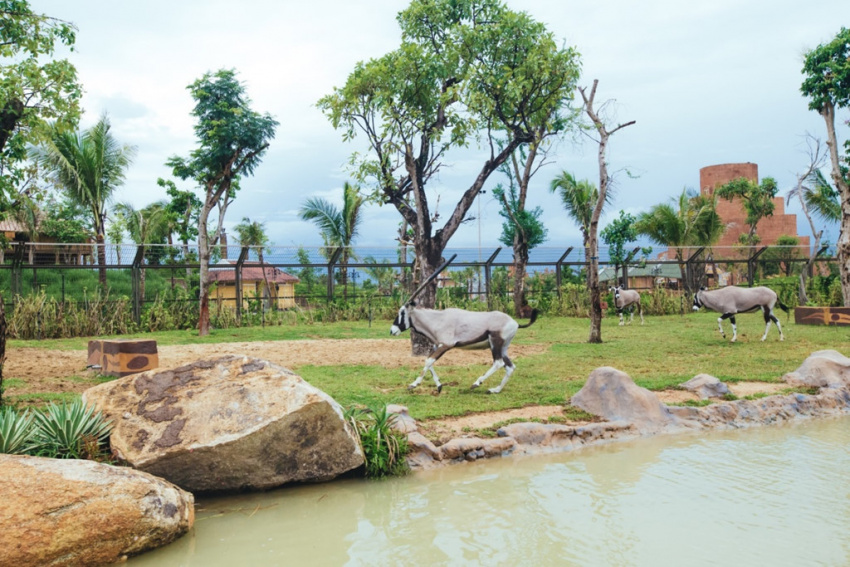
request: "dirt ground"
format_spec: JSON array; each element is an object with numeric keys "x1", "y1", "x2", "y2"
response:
[{"x1": 3, "y1": 339, "x2": 788, "y2": 437}]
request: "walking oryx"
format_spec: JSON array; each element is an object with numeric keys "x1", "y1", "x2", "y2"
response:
[
  {"x1": 692, "y1": 286, "x2": 789, "y2": 342},
  {"x1": 391, "y1": 303, "x2": 538, "y2": 394},
  {"x1": 609, "y1": 286, "x2": 644, "y2": 325}
]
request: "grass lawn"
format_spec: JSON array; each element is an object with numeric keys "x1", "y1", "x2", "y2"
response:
[{"x1": 6, "y1": 311, "x2": 849, "y2": 420}]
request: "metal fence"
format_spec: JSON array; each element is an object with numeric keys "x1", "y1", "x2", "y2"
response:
[{"x1": 0, "y1": 241, "x2": 838, "y2": 323}]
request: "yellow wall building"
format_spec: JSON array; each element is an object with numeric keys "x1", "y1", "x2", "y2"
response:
[{"x1": 209, "y1": 263, "x2": 300, "y2": 310}]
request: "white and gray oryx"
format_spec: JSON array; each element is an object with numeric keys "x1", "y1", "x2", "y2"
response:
[
  {"x1": 692, "y1": 286, "x2": 789, "y2": 342},
  {"x1": 609, "y1": 286, "x2": 644, "y2": 325},
  {"x1": 390, "y1": 302, "x2": 538, "y2": 394}
]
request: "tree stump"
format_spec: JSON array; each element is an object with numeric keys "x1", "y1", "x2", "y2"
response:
[{"x1": 87, "y1": 339, "x2": 158, "y2": 377}]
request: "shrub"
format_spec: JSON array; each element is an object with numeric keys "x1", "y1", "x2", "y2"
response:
[
  {"x1": 0, "y1": 407, "x2": 36, "y2": 455},
  {"x1": 29, "y1": 400, "x2": 113, "y2": 460},
  {"x1": 345, "y1": 404, "x2": 409, "y2": 479}
]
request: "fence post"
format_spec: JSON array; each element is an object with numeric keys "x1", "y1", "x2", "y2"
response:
[
  {"x1": 235, "y1": 246, "x2": 249, "y2": 324},
  {"x1": 555, "y1": 247, "x2": 573, "y2": 298},
  {"x1": 326, "y1": 247, "x2": 343, "y2": 302},
  {"x1": 811, "y1": 244, "x2": 829, "y2": 278},
  {"x1": 131, "y1": 245, "x2": 145, "y2": 325},
  {"x1": 11, "y1": 243, "x2": 23, "y2": 300},
  {"x1": 747, "y1": 246, "x2": 768, "y2": 287},
  {"x1": 484, "y1": 247, "x2": 501, "y2": 310}
]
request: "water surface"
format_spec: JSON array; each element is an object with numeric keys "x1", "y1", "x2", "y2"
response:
[{"x1": 129, "y1": 417, "x2": 850, "y2": 566}]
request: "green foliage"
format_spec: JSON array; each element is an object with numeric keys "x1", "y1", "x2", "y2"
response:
[
  {"x1": 0, "y1": 406, "x2": 35, "y2": 454},
  {"x1": 493, "y1": 184, "x2": 548, "y2": 249},
  {"x1": 635, "y1": 188, "x2": 724, "y2": 251},
  {"x1": 0, "y1": 1, "x2": 82, "y2": 206},
  {"x1": 8, "y1": 290, "x2": 134, "y2": 339},
  {"x1": 158, "y1": 177, "x2": 202, "y2": 247},
  {"x1": 716, "y1": 177, "x2": 779, "y2": 244},
  {"x1": 345, "y1": 404, "x2": 409, "y2": 478},
  {"x1": 601, "y1": 210, "x2": 638, "y2": 275},
  {"x1": 801, "y1": 27, "x2": 850, "y2": 114},
  {"x1": 29, "y1": 399, "x2": 112, "y2": 460},
  {"x1": 550, "y1": 171, "x2": 604, "y2": 248}
]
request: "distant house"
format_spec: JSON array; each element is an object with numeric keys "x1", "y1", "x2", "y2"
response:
[
  {"x1": 598, "y1": 263, "x2": 687, "y2": 290},
  {"x1": 208, "y1": 261, "x2": 300, "y2": 309},
  {"x1": 0, "y1": 218, "x2": 93, "y2": 265}
]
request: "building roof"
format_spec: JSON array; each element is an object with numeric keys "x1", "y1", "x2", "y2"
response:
[
  {"x1": 598, "y1": 263, "x2": 683, "y2": 282},
  {"x1": 209, "y1": 262, "x2": 299, "y2": 284},
  {"x1": 0, "y1": 218, "x2": 27, "y2": 232}
]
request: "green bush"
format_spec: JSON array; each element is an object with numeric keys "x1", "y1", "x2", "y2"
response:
[
  {"x1": 345, "y1": 404, "x2": 409, "y2": 479},
  {"x1": 29, "y1": 400, "x2": 113, "y2": 460},
  {"x1": 0, "y1": 407, "x2": 36, "y2": 455}
]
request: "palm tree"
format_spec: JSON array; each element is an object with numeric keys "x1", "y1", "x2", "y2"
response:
[
  {"x1": 634, "y1": 188, "x2": 724, "y2": 293},
  {"x1": 31, "y1": 114, "x2": 136, "y2": 287},
  {"x1": 299, "y1": 182, "x2": 364, "y2": 299},
  {"x1": 112, "y1": 200, "x2": 171, "y2": 300},
  {"x1": 233, "y1": 217, "x2": 273, "y2": 309}
]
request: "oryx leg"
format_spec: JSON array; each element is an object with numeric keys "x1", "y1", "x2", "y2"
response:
[
  {"x1": 471, "y1": 335, "x2": 509, "y2": 393},
  {"x1": 718, "y1": 313, "x2": 737, "y2": 341},
  {"x1": 409, "y1": 343, "x2": 453, "y2": 393},
  {"x1": 487, "y1": 353, "x2": 515, "y2": 394},
  {"x1": 628, "y1": 307, "x2": 635, "y2": 325},
  {"x1": 762, "y1": 307, "x2": 785, "y2": 341},
  {"x1": 618, "y1": 309, "x2": 625, "y2": 326},
  {"x1": 638, "y1": 304, "x2": 645, "y2": 325}
]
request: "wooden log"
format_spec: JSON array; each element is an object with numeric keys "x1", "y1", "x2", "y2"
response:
[{"x1": 87, "y1": 339, "x2": 159, "y2": 377}]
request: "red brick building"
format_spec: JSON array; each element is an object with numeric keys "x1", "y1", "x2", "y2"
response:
[{"x1": 700, "y1": 162, "x2": 809, "y2": 249}]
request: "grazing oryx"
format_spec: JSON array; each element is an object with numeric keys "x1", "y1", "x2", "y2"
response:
[
  {"x1": 609, "y1": 286, "x2": 644, "y2": 326},
  {"x1": 391, "y1": 302, "x2": 538, "y2": 394},
  {"x1": 692, "y1": 286, "x2": 789, "y2": 342}
]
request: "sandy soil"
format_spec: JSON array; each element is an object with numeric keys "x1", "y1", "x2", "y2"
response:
[{"x1": 2, "y1": 339, "x2": 789, "y2": 435}]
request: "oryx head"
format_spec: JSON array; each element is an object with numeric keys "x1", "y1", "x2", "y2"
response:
[
  {"x1": 390, "y1": 301, "x2": 415, "y2": 335},
  {"x1": 608, "y1": 285, "x2": 621, "y2": 299},
  {"x1": 692, "y1": 287, "x2": 706, "y2": 311}
]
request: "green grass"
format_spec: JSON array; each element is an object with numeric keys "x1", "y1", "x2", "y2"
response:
[{"x1": 6, "y1": 311, "x2": 848, "y2": 420}]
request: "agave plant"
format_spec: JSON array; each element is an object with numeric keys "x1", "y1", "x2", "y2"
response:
[
  {"x1": 30, "y1": 400, "x2": 113, "y2": 460},
  {"x1": 0, "y1": 407, "x2": 36, "y2": 455}
]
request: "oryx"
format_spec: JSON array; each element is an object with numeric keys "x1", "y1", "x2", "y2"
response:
[
  {"x1": 692, "y1": 286, "x2": 789, "y2": 342},
  {"x1": 609, "y1": 286, "x2": 644, "y2": 326},
  {"x1": 389, "y1": 255, "x2": 538, "y2": 394}
]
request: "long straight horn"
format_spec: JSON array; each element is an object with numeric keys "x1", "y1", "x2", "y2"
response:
[{"x1": 406, "y1": 253, "x2": 457, "y2": 304}]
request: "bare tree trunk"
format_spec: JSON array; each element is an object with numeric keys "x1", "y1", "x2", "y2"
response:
[
  {"x1": 0, "y1": 292, "x2": 6, "y2": 406},
  {"x1": 512, "y1": 242, "x2": 529, "y2": 316},
  {"x1": 96, "y1": 233, "x2": 108, "y2": 289},
  {"x1": 820, "y1": 103, "x2": 850, "y2": 306},
  {"x1": 579, "y1": 80, "x2": 635, "y2": 344},
  {"x1": 197, "y1": 208, "x2": 212, "y2": 336}
]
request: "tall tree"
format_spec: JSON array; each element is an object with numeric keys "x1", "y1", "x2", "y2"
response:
[
  {"x1": 299, "y1": 181, "x2": 363, "y2": 299},
  {"x1": 112, "y1": 200, "x2": 170, "y2": 299},
  {"x1": 635, "y1": 188, "x2": 724, "y2": 294},
  {"x1": 31, "y1": 114, "x2": 136, "y2": 287},
  {"x1": 319, "y1": 0, "x2": 580, "y2": 353},
  {"x1": 801, "y1": 27, "x2": 850, "y2": 305},
  {"x1": 600, "y1": 210, "x2": 638, "y2": 288},
  {"x1": 166, "y1": 69, "x2": 277, "y2": 335},
  {"x1": 578, "y1": 80, "x2": 635, "y2": 343},
  {"x1": 158, "y1": 177, "x2": 202, "y2": 278},
  {"x1": 550, "y1": 171, "x2": 607, "y2": 268},
  {"x1": 233, "y1": 216, "x2": 273, "y2": 309},
  {"x1": 787, "y1": 136, "x2": 842, "y2": 303},
  {"x1": 715, "y1": 176, "x2": 779, "y2": 245},
  {"x1": 0, "y1": 1, "x2": 81, "y2": 208}
]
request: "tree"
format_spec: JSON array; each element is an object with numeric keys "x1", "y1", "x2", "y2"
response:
[
  {"x1": 787, "y1": 136, "x2": 842, "y2": 303},
  {"x1": 0, "y1": 1, "x2": 81, "y2": 209},
  {"x1": 233, "y1": 216, "x2": 272, "y2": 309},
  {"x1": 166, "y1": 69, "x2": 278, "y2": 335},
  {"x1": 296, "y1": 246, "x2": 318, "y2": 295},
  {"x1": 31, "y1": 114, "x2": 136, "y2": 287},
  {"x1": 550, "y1": 171, "x2": 607, "y2": 266},
  {"x1": 363, "y1": 256, "x2": 396, "y2": 295},
  {"x1": 801, "y1": 27, "x2": 850, "y2": 305},
  {"x1": 578, "y1": 80, "x2": 635, "y2": 343},
  {"x1": 158, "y1": 177, "x2": 202, "y2": 278},
  {"x1": 113, "y1": 200, "x2": 170, "y2": 299},
  {"x1": 319, "y1": 0, "x2": 580, "y2": 353},
  {"x1": 600, "y1": 211, "x2": 637, "y2": 288},
  {"x1": 715, "y1": 176, "x2": 779, "y2": 245},
  {"x1": 299, "y1": 182, "x2": 363, "y2": 299},
  {"x1": 635, "y1": 188, "x2": 724, "y2": 294}
]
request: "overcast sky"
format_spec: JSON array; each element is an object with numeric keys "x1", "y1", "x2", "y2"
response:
[{"x1": 34, "y1": 0, "x2": 849, "y2": 251}]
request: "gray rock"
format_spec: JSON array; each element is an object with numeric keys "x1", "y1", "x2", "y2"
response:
[
  {"x1": 680, "y1": 373, "x2": 730, "y2": 399},
  {"x1": 387, "y1": 404, "x2": 418, "y2": 434},
  {"x1": 783, "y1": 350, "x2": 850, "y2": 389},
  {"x1": 570, "y1": 366, "x2": 678, "y2": 432},
  {"x1": 83, "y1": 355, "x2": 364, "y2": 493}
]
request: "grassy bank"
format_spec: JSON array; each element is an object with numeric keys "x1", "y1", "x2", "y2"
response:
[{"x1": 5, "y1": 311, "x2": 848, "y2": 419}]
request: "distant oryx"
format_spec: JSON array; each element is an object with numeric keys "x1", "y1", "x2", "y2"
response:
[
  {"x1": 390, "y1": 255, "x2": 538, "y2": 394},
  {"x1": 609, "y1": 286, "x2": 644, "y2": 326},
  {"x1": 692, "y1": 286, "x2": 789, "y2": 342}
]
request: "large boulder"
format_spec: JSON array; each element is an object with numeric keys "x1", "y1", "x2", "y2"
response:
[
  {"x1": 570, "y1": 366, "x2": 679, "y2": 432},
  {"x1": 783, "y1": 350, "x2": 850, "y2": 389},
  {"x1": 83, "y1": 355, "x2": 364, "y2": 493},
  {"x1": 0, "y1": 454, "x2": 193, "y2": 567},
  {"x1": 680, "y1": 374, "x2": 730, "y2": 399}
]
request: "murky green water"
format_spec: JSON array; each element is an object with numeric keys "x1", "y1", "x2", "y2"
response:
[{"x1": 129, "y1": 417, "x2": 850, "y2": 566}]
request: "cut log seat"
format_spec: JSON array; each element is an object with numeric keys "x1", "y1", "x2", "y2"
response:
[{"x1": 87, "y1": 339, "x2": 159, "y2": 377}]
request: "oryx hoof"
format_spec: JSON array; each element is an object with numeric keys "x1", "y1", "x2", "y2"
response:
[
  {"x1": 470, "y1": 383, "x2": 480, "y2": 390},
  {"x1": 436, "y1": 384, "x2": 443, "y2": 394},
  {"x1": 487, "y1": 389, "x2": 500, "y2": 395},
  {"x1": 407, "y1": 384, "x2": 417, "y2": 391}
]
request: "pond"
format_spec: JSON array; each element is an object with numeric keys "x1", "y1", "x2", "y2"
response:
[{"x1": 129, "y1": 416, "x2": 850, "y2": 566}]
